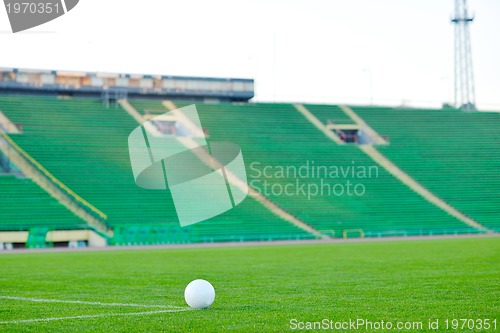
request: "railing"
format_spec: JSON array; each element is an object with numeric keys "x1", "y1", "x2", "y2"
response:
[
  {"x1": 111, "y1": 227, "x2": 319, "y2": 246},
  {"x1": 363, "y1": 228, "x2": 486, "y2": 238},
  {"x1": 193, "y1": 233, "x2": 318, "y2": 244},
  {"x1": 109, "y1": 227, "x2": 491, "y2": 246},
  {"x1": 0, "y1": 132, "x2": 109, "y2": 225}
]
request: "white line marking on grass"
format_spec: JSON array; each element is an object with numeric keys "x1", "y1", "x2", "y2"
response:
[
  {"x1": 0, "y1": 309, "x2": 190, "y2": 325},
  {"x1": 0, "y1": 296, "x2": 185, "y2": 309}
]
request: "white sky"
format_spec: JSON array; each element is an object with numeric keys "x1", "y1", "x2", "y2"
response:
[{"x1": 1, "y1": 0, "x2": 499, "y2": 109}]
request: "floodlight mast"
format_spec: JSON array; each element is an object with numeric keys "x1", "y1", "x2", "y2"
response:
[{"x1": 451, "y1": 0, "x2": 476, "y2": 110}]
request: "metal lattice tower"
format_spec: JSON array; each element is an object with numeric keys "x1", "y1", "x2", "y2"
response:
[{"x1": 451, "y1": 0, "x2": 476, "y2": 110}]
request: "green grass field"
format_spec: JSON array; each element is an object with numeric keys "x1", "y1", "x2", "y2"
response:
[{"x1": 0, "y1": 237, "x2": 499, "y2": 332}]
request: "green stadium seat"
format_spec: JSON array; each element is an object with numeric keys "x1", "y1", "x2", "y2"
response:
[
  {"x1": 351, "y1": 105, "x2": 500, "y2": 232},
  {"x1": 0, "y1": 95, "x2": 495, "y2": 243}
]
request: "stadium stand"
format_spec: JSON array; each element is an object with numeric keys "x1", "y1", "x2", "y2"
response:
[
  {"x1": 350, "y1": 105, "x2": 500, "y2": 232},
  {"x1": 0, "y1": 95, "x2": 312, "y2": 244},
  {"x1": 1, "y1": 94, "x2": 494, "y2": 247},
  {"x1": 131, "y1": 100, "x2": 480, "y2": 237}
]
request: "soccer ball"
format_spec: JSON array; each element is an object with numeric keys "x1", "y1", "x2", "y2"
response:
[{"x1": 184, "y1": 279, "x2": 215, "y2": 309}]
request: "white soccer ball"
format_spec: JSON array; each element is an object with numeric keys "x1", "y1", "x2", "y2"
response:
[{"x1": 184, "y1": 279, "x2": 215, "y2": 309}]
